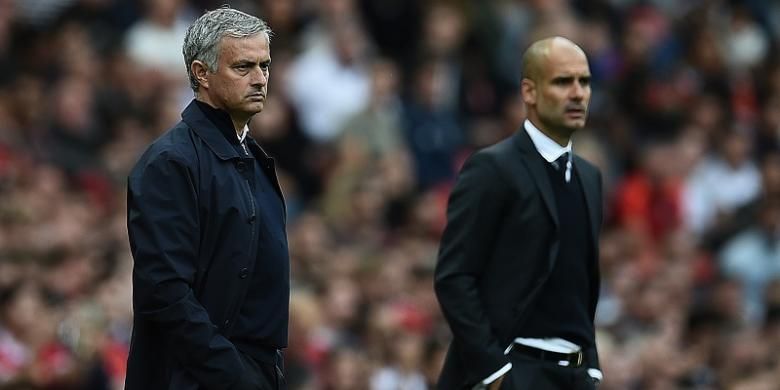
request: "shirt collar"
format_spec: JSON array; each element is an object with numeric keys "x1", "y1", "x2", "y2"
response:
[
  {"x1": 523, "y1": 119, "x2": 572, "y2": 163},
  {"x1": 238, "y1": 125, "x2": 249, "y2": 143}
]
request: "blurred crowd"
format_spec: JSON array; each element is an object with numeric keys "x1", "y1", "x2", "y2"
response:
[{"x1": 0, "y1": 0, "x2": 779, "y2": 389}]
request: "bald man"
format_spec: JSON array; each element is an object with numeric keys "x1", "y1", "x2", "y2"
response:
[{"x1": 435, "y1": 37, "x2": 603, "y2": 389}]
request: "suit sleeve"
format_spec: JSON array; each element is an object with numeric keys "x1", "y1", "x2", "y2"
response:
[
  {"x1": 434, "y1": 152, "x2": 511, "y2": 384},
  {"x1": 127, "y1": 151, "x2": 247, "y2": 389}
]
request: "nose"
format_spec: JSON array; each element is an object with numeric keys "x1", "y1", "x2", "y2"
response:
[
  {"x1": 570, "y1": 82, "x2": 585, "y2": 101},
  {"x1": 251, "y1": 67, "x2": 267, "y2": 87}
]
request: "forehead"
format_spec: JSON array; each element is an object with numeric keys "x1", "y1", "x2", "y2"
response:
[
  {"x1": 218, "y1": 34, "x2": 270, "y2": 61},
  {"x1": 541, "y1": 46, "x2": 589, "y2": 78}
]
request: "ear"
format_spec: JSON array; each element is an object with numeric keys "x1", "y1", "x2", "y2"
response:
[
  {"x1": 191, "y1": 60, "x2": 210, "y2": 90},
  {"x1": 521, "y1": 78, "x2": 536, "y2": 106}
]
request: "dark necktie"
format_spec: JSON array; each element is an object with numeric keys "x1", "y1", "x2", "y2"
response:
[{"x1": 551, "y1": 152, "x2": 570, "y2": 182}]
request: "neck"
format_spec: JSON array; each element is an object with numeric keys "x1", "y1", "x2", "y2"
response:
[
  {"x1": 231, "y1": 119, "x2": 248, "y2": 136},
  {"x1": 527, "y1": 116, "x2": 571, "y2": 147}
]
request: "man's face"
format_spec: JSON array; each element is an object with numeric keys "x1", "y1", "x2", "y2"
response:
[
  {"x1": 526, "y1": 45, "x2": 591, "y2": 137},
  {"x1": 203, "y1": 34, "x2": 270, "y2": 121}
]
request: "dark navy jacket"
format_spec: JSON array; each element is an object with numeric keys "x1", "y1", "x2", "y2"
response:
[{"x1": 125, "y1": 100, "x2": 289, "y2": 389}]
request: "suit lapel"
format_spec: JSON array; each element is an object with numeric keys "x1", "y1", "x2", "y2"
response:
[
  {"x1": 513, "y1": 130, "x2": 559, "y2": 229},
  {"x1": 573, "y1": 157, "x2": 600, "y2": 247}
]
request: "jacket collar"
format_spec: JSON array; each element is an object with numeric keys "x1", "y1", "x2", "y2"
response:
[
  {"x1": 182, "y1": 99, "x2": 243, "y2": 160},
  {"x1": 245, "y1": 136, "x2": 274, "y2": 162},
  {"x1": 512, "y1": 126, "x2": 600, "y2": 248},
  {"x1": 513, "y1": 127, "x2": 559, "y2": 229}
]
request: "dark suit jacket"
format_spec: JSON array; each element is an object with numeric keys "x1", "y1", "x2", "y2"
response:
[
  {"x1": 125, "y1": 101, "x2": 287, "y2": 390},
  {"x1": 434, "y1": 128, "x2": 603, "y2": 389}
]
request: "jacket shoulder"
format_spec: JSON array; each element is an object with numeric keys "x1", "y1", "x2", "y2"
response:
[
  {"x1": 463, "y1": 135, "x2": 523, "y2": 181},
  {"x1": 468, "y1": 135, "x2": 517, "y2": 164},
  {"x1": 131, "y1": 121, "x2": 198, "y2": 175},
  {"x1": 573, "y1": 154, "x2": 602, "y2": 177},
  {"x1": 574, "y1": 153, "x2": 598, "y2": 169}
]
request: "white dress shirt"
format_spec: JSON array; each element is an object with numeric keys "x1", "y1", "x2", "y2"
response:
[
  {"x1": 238, "y1": 125, "x2": 250, "y2": 155},
  {"x1": 238, "y1": 125, "x2": 249, "y2": 143},
  {"x1": 524, "y1": 119, "x2": 572, "y2": 182}
]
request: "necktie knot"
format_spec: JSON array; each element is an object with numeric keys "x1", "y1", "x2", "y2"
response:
[
  {"x1": 552, "y1": 152, "x2": 569, "y2": 172},
  {"x1": 551, "y1": 152, "x2": 570, "y2": 182}
]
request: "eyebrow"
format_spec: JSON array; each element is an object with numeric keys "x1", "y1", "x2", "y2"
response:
[
  {"x1": 551, "y1": 75, "x2": 591, "y2": 83},
  {"x1": 232, "y1": 58, "x2": 272, "y2": 66}
]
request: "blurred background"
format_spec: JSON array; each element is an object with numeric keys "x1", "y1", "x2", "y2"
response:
[{"x1": 0, "y1": 0, "x2": 779, "y2": 388}]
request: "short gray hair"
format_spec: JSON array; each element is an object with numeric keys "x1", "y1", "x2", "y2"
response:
[{"x1": 183, "y1": 7, "x2": 272, "y2": 92}]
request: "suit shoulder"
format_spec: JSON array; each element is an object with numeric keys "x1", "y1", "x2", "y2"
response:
[
  {"x1": 469, "y1": 135, "x2": 516, "y2": 164},
  {"x1": 453, "y1": 137, "x2": 521, "y2": 192},
  {"x1": 464, "y1": 136, "x2": 521, "y2": 177},
  {"x1": 481, "y1": 135, "x2": 516, "y2": 155},
  {"x1": 573, "y1": 154, "x2": 601, "y2": 176}
]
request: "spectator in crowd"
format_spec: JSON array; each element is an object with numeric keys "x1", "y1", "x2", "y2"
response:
[
  {"x1": 124, "y1": 0, "x2": 190, "y2": 79},
  {"x1": 403, "y1": 59, "x2": 465, "y2": 190},
  {"x1": 684, "y1": 128, "x2": 762, "y2": 236},
  {"x1": 719, "y1": 197, "x2": 780, "y2": 324},
  {"x1": 285, "y1": 14, "x2": 371, "y2": 143}
]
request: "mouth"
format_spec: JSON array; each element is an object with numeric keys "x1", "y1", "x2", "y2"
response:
[
  {"x1": 565, "y1": 106, "x2": 586, "y2": 118},
  {"x1": 247, "y1": 93, "x2": 265, "y2": 101}
]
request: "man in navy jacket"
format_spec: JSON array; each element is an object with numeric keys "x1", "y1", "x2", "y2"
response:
[{"x1": 126, "y1": 7, "x2": 288, "y2": 389}]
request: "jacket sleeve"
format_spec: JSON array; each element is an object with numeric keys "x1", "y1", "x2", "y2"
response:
[
  {"x1": 127, "y1": 150, "x2": 246, "y2": 389},
  {"x1": 434, "y1": 152, "x2": 512, "y2": 385}
]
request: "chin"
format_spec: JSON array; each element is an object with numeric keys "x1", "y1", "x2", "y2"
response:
[
  {"x1": 567, "y1": 119, "x2": 587, "y2": 129},
  {"x1": 245, "y1": 102, "x2": 265, "y2": 114}
]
